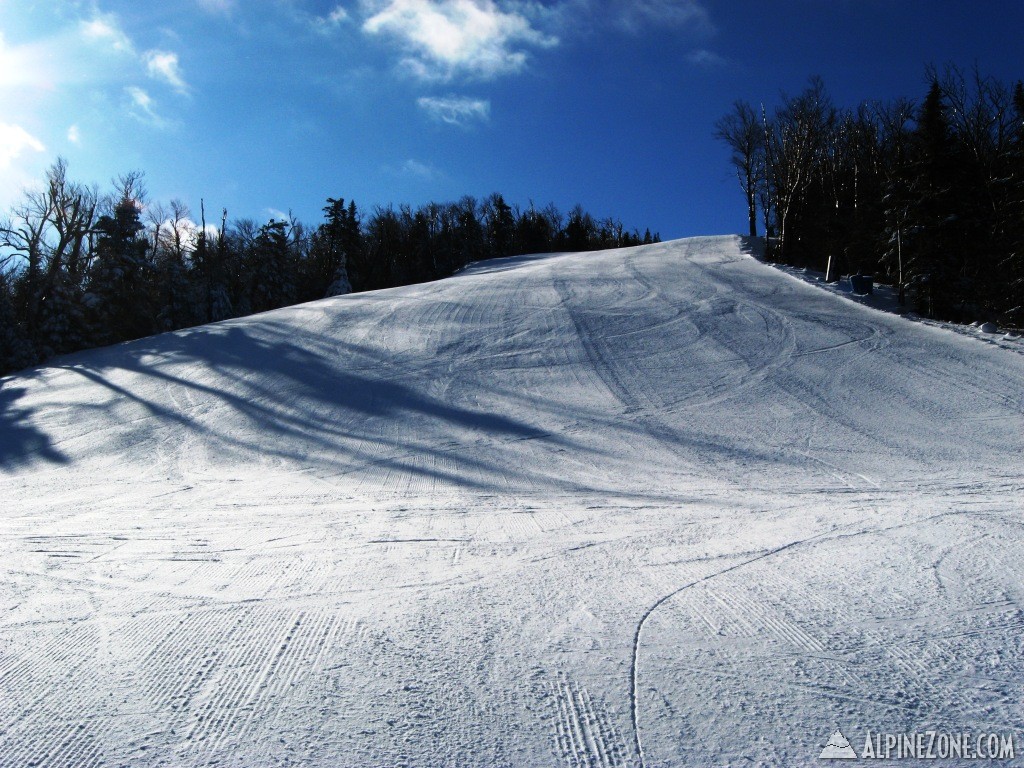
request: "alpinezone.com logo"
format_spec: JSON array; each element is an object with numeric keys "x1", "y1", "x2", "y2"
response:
[{"x1": 821, "y1": 729, "x2": 1016, "y2": 760}]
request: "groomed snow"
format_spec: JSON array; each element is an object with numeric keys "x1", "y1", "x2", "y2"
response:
[{"x1": 2, "y1": 235, "x2": 1023, "y2": 766}]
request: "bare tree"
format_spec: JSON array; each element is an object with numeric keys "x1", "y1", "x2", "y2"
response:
[
  {"x1": 158, "y1": 199, "x2": 196, "y2": 266},
  {"x1": 761, "y1": 77, "x2": 835, "y2": 259},
  {"x1": 715, "y1": 100, "x2": 763, "y2": 237},
  {"x1": 0, "y1": 158, "x2": 97, "y2": 324}
]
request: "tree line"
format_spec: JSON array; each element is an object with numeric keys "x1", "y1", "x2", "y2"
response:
[
  {"x1": 0, "y1": 159, "x2": 658, "y2": 375},
  {"x1": 716, "y1": 66, "x2": 1024, "y2": 325}
]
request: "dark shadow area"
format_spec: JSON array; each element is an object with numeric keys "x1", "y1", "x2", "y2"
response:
[
  {"x1": 737, "y1": 235, "x2": 766, "y2": 262},
  {"x1": 0, "y1": 299, "x2": 813, "y2": 493},
  {"x1": 0, "y1": 382, "x2": 69, "y2": 469},
  {"x1": 456, "y1": 251, "x2": 572, "y2": 277},
  {"x1": 2, "y1": 317, "x2": 590, "y2": 490}
]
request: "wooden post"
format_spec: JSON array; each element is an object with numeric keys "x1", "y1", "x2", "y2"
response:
[{"x1": 897, "y1": 226, "x2": 905, "y2": 305}]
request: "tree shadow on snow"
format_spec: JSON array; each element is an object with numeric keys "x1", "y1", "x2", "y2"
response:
[
  {"x1": 0, "y1": 382, "x2": 69, "y2": 469},
  {"x1": 28, "y1": 319, "x2": 570, "y2": 490},
  {"x1": 0, "y1": 275, "x2": 849, "y2": 493}
]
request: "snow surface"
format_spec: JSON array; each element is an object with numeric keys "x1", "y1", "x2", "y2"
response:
[
  {"x1": 759, "y1": 254, "x2": 1024, "y2": 357},
  {"x1": 2, "y1": 235, "x2": 1023, "y2": 767}
]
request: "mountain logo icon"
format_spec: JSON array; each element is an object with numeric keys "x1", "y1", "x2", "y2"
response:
[{"x1": 820, "y1": 729, "x2": 857, "y2": 759}]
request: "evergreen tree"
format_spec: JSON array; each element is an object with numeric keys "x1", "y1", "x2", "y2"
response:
[
  {"x1": 245, "y1": 220, "x2": 296, "y2": 314},
  {"x1": 1005, "y1": 81, "x2": 1024, "y2": 323},
  {"x1": 150, "y1": 201, "x2": 200, "y2": 331},
  {"x1": 564, "y1": 205, "x2": 596, "y2": 251},
  {"x1": 482, "y1": 194, "x2": 514, "y2": 258},
  {"x1": 312, "y1": 198, "x2": 358, "y2": 298},
  {"x1": 903, "y1": 79, "x2": 963, "y2": 317},
  {"x1": 86, "y1": 180, "x2": 154, "y2": 344},
  {"x1": 0, "y1": 270, "x2": 35, "y2": 373},
  {"x1": 516, "y1": 202, "x2": 554, "y2": 254},
  {"x1": 453, "y1": 197, "x2": 484, "y2": 268}
]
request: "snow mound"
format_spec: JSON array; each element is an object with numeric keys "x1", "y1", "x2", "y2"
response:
[{"x1": 2, "y1": 235, "x2": 1022, "y2": 767}]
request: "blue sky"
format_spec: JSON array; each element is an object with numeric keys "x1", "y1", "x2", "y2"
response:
[{"x1": 2, "y1": 0, "x2": 1023, "y2": 239}]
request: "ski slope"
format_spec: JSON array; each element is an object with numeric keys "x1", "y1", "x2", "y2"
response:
[{"x1": 2, "y1": 235, "x2": 1023, "y2": 767}]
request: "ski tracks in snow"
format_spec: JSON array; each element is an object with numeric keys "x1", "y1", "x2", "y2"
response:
[
  {"x1": 630, "y1": 509, "x2": 1024, "y2": 766},
  {"x1": 549, "y1": 675, "x2": 631, "y2": 768},
  {"x1": 3, "y1": 236, "x2": 1023, "y2": 766}
]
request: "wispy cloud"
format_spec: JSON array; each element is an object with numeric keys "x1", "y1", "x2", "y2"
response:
[
  {"x1": 67, "y1": 124, "x2": 81, "y2": 145},
  {"x1": 195, "y1": 0, "x2": 237, "y2": 14},
  {"x1": 126, "y1": 86, "x2": 168, "y2": 127},
  {"x1": 0, "y1": 124, "x2": 47, "y2": 209},
  {"x1": 275, "y1": 2, "x2": 352, "y2": 36},
  {"x1": 380, "y1": 158, "x2": 444, "y2": 180},
  {"x1": 312, "y1": 5, "x2": 350, "y2": 32},
  {"x1": 686, "y1": 48, "x2": 726, "y2": 68},
  {"x1": 327, "y1": 6, "x2": 350, "y2": 23},
  {"x1": 79, "y1": 14, "x2": 136, "y2": 53},
  {"x1": 363, "y1": 0, "x2": 557, "y2": 80},
  {"x1": 4, "y1": 11, "x2": 187, "y2": 98},
  {"x1": 0, "y1": 123, "x2": 46, "y2": 170},
  {"x1": 145, "y1": 50, "x2": 189, "y2": 94},
  {"x1": 400, "y1": 158, "x2": 441, "y2": 179},
  {"x1": 0, "y1": 16, "x2": 134, "y2": 93},
  {"x1": 21, "y1": 10, "x2": 189, "y2": 124},
  {"x1": 417, "y1": 95, "x2": 490, "y2": 125},
  {"x1": 614, "y1": 0, "x2": 714, "y2": 34}
]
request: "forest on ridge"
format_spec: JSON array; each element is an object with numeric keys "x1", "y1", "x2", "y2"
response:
[
  {"x1": 0, "y1": 166, "x2": 657, "y2": 376},
  {"x1": 717, "y1": 65, "x2": 1024, "y2": 325}
]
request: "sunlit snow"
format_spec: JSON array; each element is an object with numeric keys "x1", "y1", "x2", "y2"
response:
[{"x1": 2, "y1": 236, "x2": 1022, "y2": 766}]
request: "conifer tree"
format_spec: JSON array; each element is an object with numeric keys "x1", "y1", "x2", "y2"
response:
[
  {"x1": 903, "y1": 79, "x2": 962, "y2": 317},
  {"x1": 313, "y1": 198, "x2": 358, "y2": 298},
  {"x1": 86, "y1": 175, "x2": 153, "y2": 344},
  {"x1": 482, "y1": 194, "x2": 514, "y2": 257},
  {"x1": 245, "y1": 220, "x2": 296, "y2": 314},
  {"x1": 0, "y1": 270, "x2": 35, "y2": 372}
]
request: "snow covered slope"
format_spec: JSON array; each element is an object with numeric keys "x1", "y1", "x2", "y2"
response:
[{"x1": 2, "y1": 236, "x2": 1022, "y2": 767}]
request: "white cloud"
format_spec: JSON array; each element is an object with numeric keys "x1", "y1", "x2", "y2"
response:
[
  {"x1": 0, "y1": 32, "x2": 36, "y2": 90},
  {"x1": 363, "y1": 0, "x2": 557, "y2": 80},
  {"x1": 67, "y1": 124, "x2": 81, "y2": 144},
  {"x1": 145, "y1": 50, "x2": 189, "y2": 94},
  {"x1": 417, "y1": 95, "x2": 490, "y2": 125},
  {"x1": 79, "y1": 14, "x2": 135, "y2": 54},
  {"x1": 0, "y1": 123, "x2": 46, "y2": 170}
]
